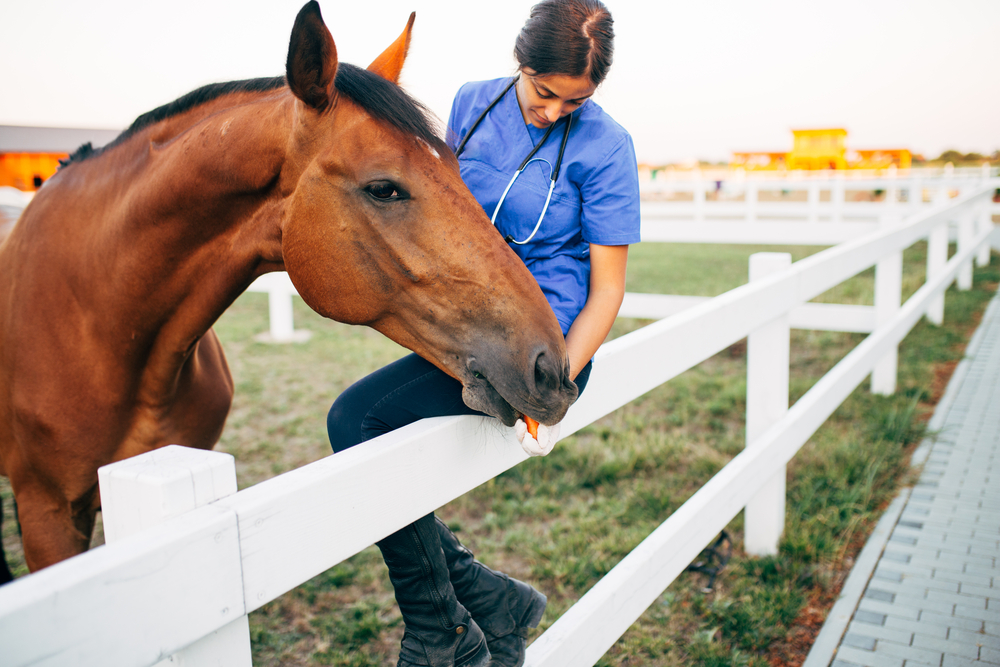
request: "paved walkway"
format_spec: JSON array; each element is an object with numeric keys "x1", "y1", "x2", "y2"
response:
[{"x1": 805, "y1": 288, "x2": 1000, "y2": 667}]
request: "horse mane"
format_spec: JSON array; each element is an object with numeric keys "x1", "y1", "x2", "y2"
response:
[{"x1": 60, "y1": 63, "x2": 445, "y2": 168}]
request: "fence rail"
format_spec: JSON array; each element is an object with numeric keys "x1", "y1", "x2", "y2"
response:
[{"x1": 0, "y1": 184, "x2": 994, "y2": 667}]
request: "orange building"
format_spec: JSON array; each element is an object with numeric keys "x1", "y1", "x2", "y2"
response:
[
  {"x1": 731, "y1": 128, "x2": 911, "y2": 171},
  {"x1": 0, "y1": 126, "x2": 120, "y2": 191}
]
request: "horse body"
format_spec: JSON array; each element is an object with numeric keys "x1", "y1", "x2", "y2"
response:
[{"x1": 0, "y1": 2, "x2": 576, "y2": 578}]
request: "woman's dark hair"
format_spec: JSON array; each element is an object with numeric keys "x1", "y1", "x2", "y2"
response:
[{"x1": 514, "y1": 0, "x2": 614, "y2": 86}]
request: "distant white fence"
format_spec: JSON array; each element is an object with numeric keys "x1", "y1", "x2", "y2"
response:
[
  {"x1": 0, "y1": 184, "x2": 995, "y2": 666},
  {"x1": 249, "y1": 171, "x2": 1000, "y2": 341},
  {"x1": 640, "y1": 165, "x2": 999, "y2": 245}
]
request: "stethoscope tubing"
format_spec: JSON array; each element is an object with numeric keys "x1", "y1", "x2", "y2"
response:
[{"x1": 454, "y1": 76, "x2": 573, "y2": 246}]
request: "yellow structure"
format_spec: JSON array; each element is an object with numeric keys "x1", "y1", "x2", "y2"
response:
[
  {"x1": 731, "y1": 128, "x2": 911, "y2": 171},
  {"x1": 788, "y1": 128, "x2": 848, "y2": 170}
]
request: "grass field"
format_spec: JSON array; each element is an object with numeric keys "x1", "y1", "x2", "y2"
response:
[{"x1": 2, "y1": 242, "x2": 997, "y2": 666}]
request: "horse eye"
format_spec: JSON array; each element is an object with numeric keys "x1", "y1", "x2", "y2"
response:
[{"x1": 366, "y1": 182, "x2": 401, "y2": 200}]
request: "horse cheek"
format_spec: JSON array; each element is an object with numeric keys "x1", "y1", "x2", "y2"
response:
[{"x1": 282, "y1": 214, "x2": 390, "y2": 326}]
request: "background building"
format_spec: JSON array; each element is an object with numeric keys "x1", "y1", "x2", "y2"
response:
[
  {"x1": 0, "y1": 126, "x2": 120, "y2": 191},
  {"x1": 731, "y1": 128, "x2": 911, "y2": 171}
]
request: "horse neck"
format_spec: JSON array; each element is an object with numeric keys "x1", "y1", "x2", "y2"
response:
[{"x1": 61, "y1": 91, "x2": 294, "y2": 347}]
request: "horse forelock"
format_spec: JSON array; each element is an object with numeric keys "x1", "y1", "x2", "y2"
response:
[{"x1": 59, "y1": 64, "x2": 450, "y2": 169}]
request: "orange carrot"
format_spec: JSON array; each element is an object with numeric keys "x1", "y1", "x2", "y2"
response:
[{"x1": 524, "y1": 415, "x2": 540, "y2": 439}]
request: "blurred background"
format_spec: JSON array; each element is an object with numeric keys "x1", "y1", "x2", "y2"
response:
[{"x1": 1, "y1": 0, "x2": 998, "y2": 169}]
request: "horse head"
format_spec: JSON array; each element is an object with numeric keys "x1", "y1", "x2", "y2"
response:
[{"x1": 278, "y1": 2, "x2": 578, "y2": 426}]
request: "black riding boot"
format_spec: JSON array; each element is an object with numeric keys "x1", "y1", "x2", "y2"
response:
[
  {"x1": 377, "y1": 514, "x2": 491, "y2": 667},
  {"x1": 435, "y1": 518, "x2": 547, "y2": 667}
]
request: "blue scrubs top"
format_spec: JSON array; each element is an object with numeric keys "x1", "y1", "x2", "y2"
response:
[{"x1": 447, "y1": 77, "x2": 641, "y2": 335}]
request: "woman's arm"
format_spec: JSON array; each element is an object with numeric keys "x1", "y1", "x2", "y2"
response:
[{"x1": 564, "y1": 243, "x2": 629, "y2": 380}]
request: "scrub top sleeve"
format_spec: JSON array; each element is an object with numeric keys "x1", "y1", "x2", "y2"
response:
[{"x1": 579, "y1": 134, "x2": 642, "y2": 246}]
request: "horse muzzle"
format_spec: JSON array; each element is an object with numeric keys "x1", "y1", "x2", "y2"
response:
[{"x1": 460, "y1": 346, "x2": 578, "y2": 427}]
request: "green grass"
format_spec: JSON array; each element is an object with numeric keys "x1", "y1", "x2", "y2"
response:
[{"x1": 1, "y1": 242, "x2": 996, "y2": 666}]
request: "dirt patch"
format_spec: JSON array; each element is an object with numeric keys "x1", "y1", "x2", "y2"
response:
[{"x1": 765, "y1": 590, "x2": 837, "y2": 667}]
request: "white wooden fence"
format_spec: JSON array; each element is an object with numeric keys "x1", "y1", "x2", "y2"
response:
[
  {"x1": 640, "y1": 165, "x2": 999, "y2": 245},
  {"x1": 0, "y1": 183, "x2": 995, "y2": 666}
]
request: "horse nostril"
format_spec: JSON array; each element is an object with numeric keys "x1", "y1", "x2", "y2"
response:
[{"x1": 533, "y1": 350, "x2": 558, "y2": 394}]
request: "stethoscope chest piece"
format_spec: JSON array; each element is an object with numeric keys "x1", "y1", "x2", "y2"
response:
[{"x1": 454, "y1": 76, "x2": 574, "y2": 246}]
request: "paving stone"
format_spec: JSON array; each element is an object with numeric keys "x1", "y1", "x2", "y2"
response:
[
  {"x1": 954, "y1": 603, "x2": 1000, "y2": 623},
  {"x1": 933, "y1": 569, "x2": 994, "y2": 588},
  {"x1": 942, "y1": 655, "x2": 989, "y2": 667},
  {"x1": 847, "y1": 621, "x2": 913, "y2": 645},
  {"x1": 894, "y1": 594, "x2": 958, "y2": 617},
  {"x1": 900, "y1": 576, "x2": 961, "y2": 594},
  {"x1": 947, "y1": 627, "x2": 1000, "y2": 650},
  {"x1": 970, "y1": 544, "x2": 1000, "y2": 559},
  {"x1": 861, "y1": 598, "x2": 920, "y2": 620},
  {"x1": 912, "y1": 633, "x2": 981, "y2": 659},
  {"x1": 884, "y1": 616, "x2": 949, "y2": 639},
  {"x1": 899, "y1": 521, "x2": 926, "y2": 530},
  {"x1": 831, "y1": 661, "x2": 863, "y2": 667},
  {"x1": 855, "y1": 610, "x2": 889, "y2": 626},
  {"x1": 866, "y1": 588, "x2": 898, "y2": 603},
  {"x1": 963, "y1": 563, "x2": 999, "y2": 577},
  {"x1": 882, "y1": 551, "x2": 914, "y2": 564},
  {"x1": 873, "y1": 639, "x2": 943, "y2": 665},
  {"x1": 835, "y1": 645, "x2": 904, "y2": 667},
  {"x1": 980, "y1": 646, "x2": 1000, "y2": 664},
  {"x1": 919, "y1": 609, "x2": 988, "y2": 633},
  {"x1": 927, "y1": 589, "x2": 987, "y2": 609},
  {"x1": 843, "y1": 634, "x2": 878, "y2": 651},
  {"x1": 958, "y1": 582, "x2": 1000, "y2": 600}
]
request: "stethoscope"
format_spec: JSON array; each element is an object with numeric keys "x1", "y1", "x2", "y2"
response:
[{"x1": 454, "y1": 76, "x2": 573, "y2": 245}]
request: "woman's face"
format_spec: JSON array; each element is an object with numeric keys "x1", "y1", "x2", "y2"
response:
[{"x1": 516, "y1": 70, "x2": 598, "y2": 129}]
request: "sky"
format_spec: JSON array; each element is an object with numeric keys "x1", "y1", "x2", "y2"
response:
[{"x1": 1, "y1": 0, "x2": 998, "y2": 165}]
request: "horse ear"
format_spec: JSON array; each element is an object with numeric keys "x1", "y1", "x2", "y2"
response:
[
  {"x1": 286, "y1": 1, "x2": 338, "y2": 111},
  {"x1": 367, "y1": 12, "x2": 415, "y2": 84}
]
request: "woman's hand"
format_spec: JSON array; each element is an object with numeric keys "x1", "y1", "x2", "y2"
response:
[
  {"x1": 565, "y1": 244, "x2": 629, "y2": 379},
  {"x1": 515, "y1": 418, "x2": 561, "y2": 456}
]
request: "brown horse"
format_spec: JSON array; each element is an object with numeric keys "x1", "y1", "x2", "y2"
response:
[{"x1": 0, "y1": 1, "x2": 577, "y2": 582}]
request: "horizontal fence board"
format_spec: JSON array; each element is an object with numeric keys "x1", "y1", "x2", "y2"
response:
[
  {"x1": 217, "y1": 415, "x2": 527, "y2": 613},
  {"x1": 640, "y1": 220, "x2": 878, "y2": 245},
  {"x1": 524, "y1": 219, "x2": 994, "y2": 667},
  {"x1": 0, "y1": 504, "x2": 244, "y2": 667},
  {"x1": 619, "y1": 293, "x2": 875, "y2": 333}
]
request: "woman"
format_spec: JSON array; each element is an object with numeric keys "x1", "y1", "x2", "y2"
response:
[{"x1": 326, "y1": 1, "x2": 640, "y2": 665}]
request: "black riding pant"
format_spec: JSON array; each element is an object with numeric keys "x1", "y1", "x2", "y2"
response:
[{"x1": 327, "y1": 352, "x2": 591, "y2": 453}]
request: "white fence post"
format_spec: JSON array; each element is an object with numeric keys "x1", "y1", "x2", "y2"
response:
[
  {"x1": 807, "y1": 182, "x2": 820, "y2": 223},
  {"x1": 746, "y1": 181, "x2": 759, "y2": 224},
  {"x1": 909, "y1": 178, "x2": 923, "y2": 217},
  {"x1": 744, "y1": 252, "x2": 791, "y2": 556},
  {"x1": 925, "y1": 188, "x2": 950, "y2": 325},
  {"x1": 269, "y1": 286, "x2": 296, "y2": 341},
  {"x1": 693, "y1": 173, "x2": 706, "y2": 223},
  {"x1": 830, "y1": 173, "x2": 844, "y2": 224},
  {"x1": 872, "y1": 214, "x2": 903, "y2": 395},
  {"x1": 976, "y1": 198, "x2": 992, "y2": 268},
  {"x1": 246, "y1": 273, "x2": 312, "y2": 343},
  {"x1": 957, "y1": 206, "x2": 974, "y2": 291},
  {"x1": 99, "y1": 446, "x2": 252, "y2": 667}
]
